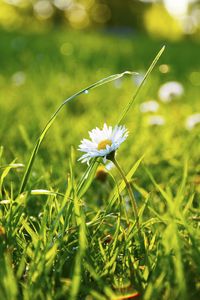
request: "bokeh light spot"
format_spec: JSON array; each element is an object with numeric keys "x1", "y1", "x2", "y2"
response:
[
  {"x1": 66, "y1": 4, "x2": 89, "y2": 29},
  {"x1": 34, "y1": 0, "x2": 54, "y2": 20},
  {"x1": 53, "y1": 0, "x2": 72, "y2": 10},
  {"x1": 91, "y1": 4, "x2": 111, "y2": 24},
  {"x1": 159, "y1": 64, "x2": 170, "y2": 74}
]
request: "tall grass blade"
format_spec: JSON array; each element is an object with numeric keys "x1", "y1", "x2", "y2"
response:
[
  {"x1": 0, "y1": 254, "x2": 18, "y2": 300},
  {"x1": 69, "y1": 192, "x2": 87, "y2": 300},
  {"x1": 117, "y1": 46, "x2": 165, "y2": 124}
]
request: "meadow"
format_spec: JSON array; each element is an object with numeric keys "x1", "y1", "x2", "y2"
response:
[{"x1": 0, "y1": 28, "x2": 200, "y2": 300}]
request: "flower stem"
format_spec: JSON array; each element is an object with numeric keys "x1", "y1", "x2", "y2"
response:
[{"x1": 112, "y1": 157, "x2": 140, "y2": 231}]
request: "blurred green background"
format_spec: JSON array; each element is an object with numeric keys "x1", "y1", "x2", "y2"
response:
[
  {"x1": 0, "y1": 0, "x2": 200, "y2": 191},
  {"x1": 1, "y1": 0, "x2": 200, "y2": 39}
]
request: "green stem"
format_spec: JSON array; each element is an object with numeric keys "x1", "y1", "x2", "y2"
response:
[{"x1": 112, "y1": 157, "x2": 140, "y2": 231}]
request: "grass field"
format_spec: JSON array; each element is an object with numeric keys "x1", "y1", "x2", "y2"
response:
[{"x1": 0, "y1": 28, "x2": 200, "y2": 300}]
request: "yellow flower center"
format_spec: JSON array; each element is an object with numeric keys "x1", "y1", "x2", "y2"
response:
[{"x1": 97, "y1": 139, "x2": 112, "y2": 150}]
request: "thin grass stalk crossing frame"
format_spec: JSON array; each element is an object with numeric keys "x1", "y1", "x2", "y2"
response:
[{"x1": 117, "y1": 46, "x2": 165, "y2": 124}]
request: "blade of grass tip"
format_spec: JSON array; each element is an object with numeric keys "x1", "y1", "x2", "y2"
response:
[
  {"x1": 117, "y1": 46, "x2": 165, "y2": 124},
  {"x1": 109, "y1": 155, "x2": 144, "y2": 207},
  {"x1": 0, "y1": 159, "x2": 16, "y2": 197},
  {"x1": 19, "y1": 71, "x2": 134, "y2": 195},
  {"x1": 30, "y1": 189, "x2": 64, "y2": 197},
  {"x1": 144, "y1": 165, "x2": 172, "y2": 206},
  {"x1": 77, "y1": 159, "x2": 100, "y2": 198}
]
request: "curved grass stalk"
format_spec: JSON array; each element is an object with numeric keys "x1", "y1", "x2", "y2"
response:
[{"x1": 19, "y1": 71, "x2": 134, "y2": 194}]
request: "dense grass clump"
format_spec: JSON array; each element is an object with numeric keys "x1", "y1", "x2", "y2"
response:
[{"x1": 0, "y1": 28, "x2": 200, "y2": 300}]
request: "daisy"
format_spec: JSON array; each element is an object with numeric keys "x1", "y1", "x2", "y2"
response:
[
  {"x1": 139, "y1": 100, "x2": 159, "y2": 113},
  {"x1": 133, "y1": 72, "x2": 145, "y2": 87},
  {"x1": 158, "y1": 81, "x2": 184, "y2": 103},
  {"x1": 147, "y1": 115, "x2": 165, "y2": 126},
  {"x1": 11, "y1": 71, "x2": 26, "y2": 86},
  {"x1": 185, "y1": 113, "x2": 200, "y2": 130},
  {"x1": 78, "y1": 123, "x2": 128, "y2": 164}
]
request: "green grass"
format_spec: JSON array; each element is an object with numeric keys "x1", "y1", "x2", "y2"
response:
[{"x1": 0, "y1": 28, "x2": 200, "y2": 300}]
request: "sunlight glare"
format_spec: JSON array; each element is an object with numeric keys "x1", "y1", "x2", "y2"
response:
[{"x1": 164, "y1": 0, "x2": 190, "y2": 17}]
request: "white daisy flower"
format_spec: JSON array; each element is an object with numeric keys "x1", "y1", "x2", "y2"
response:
[
  {"x1": 185, "y1": 113, "x2": 200, "y2": 130},
  {"x1": 147, "y1": 115, "x2": 165, "y2": 126},
  {"x1": 133, "y1": 72, "x2": 145, "y2": 87},
  {"x1": 140, "y1": 100, "x2": 159, "y2": 113},
  {"x1": 78, "y1": 123, "x2": 128, "y2": 164},
  {"x1": 11, "y1": 71, "x2": 26, "y2": 86},
  {"x1": 158, "y1": 81, "x2": 184, "y2": 103}
]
